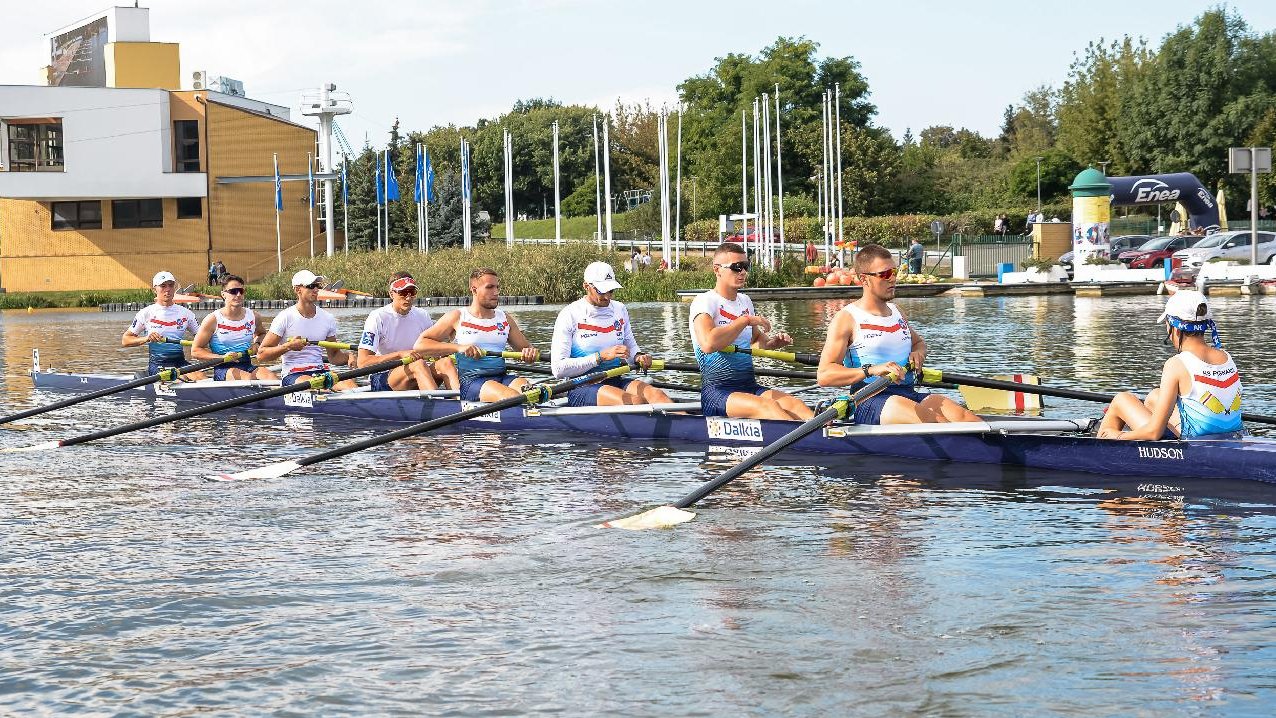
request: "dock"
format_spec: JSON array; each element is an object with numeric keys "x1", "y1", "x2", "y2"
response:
[{"x1": 99, "y1": 295, "x2": 545, "y2": 313}]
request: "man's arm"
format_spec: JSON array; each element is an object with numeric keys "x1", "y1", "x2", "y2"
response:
[
  {"x1": 190, "y1": 314, "x2": 221, "y2": 361},
  {"x1": 505, "y1": 315, "x2": 540, "y2": 363}
]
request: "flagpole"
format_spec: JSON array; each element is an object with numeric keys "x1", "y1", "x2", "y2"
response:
[
  {"x1": 741, "y1": 109, "x2": 748, "y2": 257},
  {"x1": 602, "y1": 116, "x2": 614, "y2": 250},
  {"x1": 384, "y1": 148, "x2": 391, "y2": 253},
  {"x1": 762, "y1": 93, "x2": 773, "y2": 270},
  {"x1": 674, "y1": 104, "x2": 683, "y2": 270},
  {"x1": 307, "y1": 152, "x2": 315, "y2": 258},
  {"x1": 273, "y1": 152, "x2": 282, "y2": 272},
  {"x1": 835, "y1": 83, "x2": 844, "y2": 256},
  {"x1": 553, "y1": 120, "x2": 562, "y2": 246},
  {"x1": 340, "y1": 153, "x2": 349, "y2": 254},
  {"x1": 593, "y1": 114, "x2": 602, "y2": 249},
  {"x1": 504, "y1": 129, "x2": 514, "y2": 247},
  {"x1": 774, "y1": 85, "x2": 785, "y2": 260},
  {"x1": 424, "y1": 146, "x2": 432, "y2": 253},
  {"x1": 375, "y1": 154, "x2": 382, "y2": 251},
  {"x1": 462, "y1": 138, "x2": 472, "y2": 251}
]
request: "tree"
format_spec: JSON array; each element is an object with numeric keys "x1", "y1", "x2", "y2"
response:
[
  {"x1": 1056, "y1": 37, "x2": 1150, "y2": 175},
  {"x1": 1008, "y1": 149, "x2": 1081, "y2": 204}
]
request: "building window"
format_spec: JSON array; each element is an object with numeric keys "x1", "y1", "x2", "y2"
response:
[
  {"x1": 112, "y1": 199, "x2": 164, "y2": 229},
  {"x1": 174, "y1": 120, "x2": 200, "y2": 173},
  {"x1": 51, "y1": 201, "x2": 102, "y2": 230},
  {"x1": 176, "y1": 197, "x2": 202, "y2": 219},
  {"x1": 8, "y1": 121, "x2": 64, "y2": 172}
]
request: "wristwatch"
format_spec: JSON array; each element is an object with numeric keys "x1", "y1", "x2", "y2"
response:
[{"x1": 861, "y1": 363, "x2": 873, "y2": 378}]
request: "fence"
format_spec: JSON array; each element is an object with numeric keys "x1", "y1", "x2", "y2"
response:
[
  {"x1": 1110, "y1": 216, "x2": 1276, "y2": 236},
  {"x1": 949, "y1": 234, "x2": 1035, "y2": 278}
]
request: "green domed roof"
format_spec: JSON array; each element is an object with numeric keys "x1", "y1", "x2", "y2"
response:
[{"x1": 1069, "y1": 168, "x2": 1111, "y2": 196}]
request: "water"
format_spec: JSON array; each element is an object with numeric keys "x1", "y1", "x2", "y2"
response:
[{"x1": 2, "y1": 294, "x2": 1276, "y2": 716}]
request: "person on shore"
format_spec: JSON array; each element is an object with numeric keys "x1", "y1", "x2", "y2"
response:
[
  {"x1": 256, "y1": 269, "x2": 357, "y2": 389},
  {"x1": 414, "y1": 268, "x2": 540, "y2": 402},
  {"x1": 1098, "y1": 291, "x2": 1242, "y2": 440},
  {"x1": 689, "y1": 242, "x2": 813, "y2": 421},
  {"x1": 550, "y1": 262, "x2": 670, "y2": 407},
  {"x1": 121, "y1": 271, "x2": 205, "y2": 380},
  {"x1": 816, "y1": 243, "x2": 980, "y2": 425},
  {"x1": 208, "y1": 261, "x2": 218, "y2": 285},
  {"x1": 907, "y1": 237, "x2": 924, "y2": 275},
  {"x1": 191, "y1": 274, "x2": 276, "y2": 381},
  {"x1": 357, "y1": 272, "x2": 458, "y2": 392}
]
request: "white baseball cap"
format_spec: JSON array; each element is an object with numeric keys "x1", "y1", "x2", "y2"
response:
[
  {"x1": 291, "y1": 269, "x2": 326, "y2": 287},
  {"x1": 584, "y1": 261, "x2": 622, "y2": 293},
  {"x1": 152, "y1": 271, "x2": 176, "y2": 286},
  {"x1": 1156, "y1": 289, "x2": 1212, "y2": 324}
]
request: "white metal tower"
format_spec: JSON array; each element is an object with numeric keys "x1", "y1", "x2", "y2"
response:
[{"x1": 301, "y1": 84, "x2": 352, "y2": 256}]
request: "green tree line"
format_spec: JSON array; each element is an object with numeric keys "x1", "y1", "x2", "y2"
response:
[{"x1": 336, "y1": 8, "x2": 1276, "y2": 250}]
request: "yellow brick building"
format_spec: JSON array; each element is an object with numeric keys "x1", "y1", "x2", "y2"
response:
[{"x1": 0, "y1": 6, "x2": 322, "y2": 292}]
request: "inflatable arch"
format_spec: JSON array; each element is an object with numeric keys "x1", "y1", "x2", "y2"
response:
[{"x1": 1107, "y1": 173, "x2": 1220, "y2": 229}]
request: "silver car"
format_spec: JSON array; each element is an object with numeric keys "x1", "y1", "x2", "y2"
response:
[{"x1": 1172, "y1": 231, "x2": 1276, "y2": 267}]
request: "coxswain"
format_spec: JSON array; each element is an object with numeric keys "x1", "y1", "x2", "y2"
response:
[
  {"x1": 414, "y1": 267, "x2": 540, "y2": 402},
  {"x1": 256, "y1": 269, "x2": 357, "y2": 389},
  {"x1": 816, "y1": 243, "x2": 979, "y2": 424},
  {"x1": 191, "y1": 274, "x2": 277, "y2": 381},
  {"x1": 357, "y1": 272, "x2": 458, "y2": 391},
  {"x1": 550, "y1": 261, "x2": 670, "y2": 406},
  {"x1": 689, "y1": 242, "x2": 813, "y2": 420},
  {"x1": 1098, "y1": 290, "x2": 1243, "y2": 440},
  {"x1": 120, "y1": 271, "x2": 205, "y2": 380}
]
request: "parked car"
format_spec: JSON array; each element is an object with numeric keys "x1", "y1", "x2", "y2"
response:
[
  {"x1": 1059, "y1": 235, "x2": 1154, "y2": 275},
  {"x1": 1118, "y1": 235, "x2": 1205, "y2": 269},
  {"x1": 1172, "y1": 230, "x2": 1276, "y2": 268}
]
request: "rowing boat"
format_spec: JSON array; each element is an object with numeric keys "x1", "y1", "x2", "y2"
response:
[{"x1": 23, "y1": 350, "x2": 1276, "y2": 483}]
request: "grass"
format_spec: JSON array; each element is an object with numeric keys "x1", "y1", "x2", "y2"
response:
[
  {"x1": 0, "y1": 289, "x2": 155, "y2": 309},
  {"x1": 506, "y1": 213, "x2": 637, "y2": 240}
]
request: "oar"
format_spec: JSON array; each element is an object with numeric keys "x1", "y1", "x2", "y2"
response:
[
  {"x1": 660, "y1": 360, "x2": 816, "y2": 382},
  {"x1": 600, "y1": 375, "x2": 895, "y2": 530},
  {"x1": 211, "y1": 362, "x2": 654, "y2": 481},
  {"x1": 506, "y1": 362, "x2": 699, "y2": 394},
  {"x1": 919, "y1": 368, "x2": 1276, "y2": 426},
  {"x1": 3, "y1": 355, "x2": 421, "y2": 453},
  {"x1": 1, "y1": 350, "x2": 253, "y2": 426}
]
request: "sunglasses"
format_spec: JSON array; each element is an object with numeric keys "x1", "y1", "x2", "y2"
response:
[
  {"x1": 223, "y1": 287, "x2": 245, "y2": 295},
  {"x1": 305, "y1": 282, "x2": 323, "y2": 290},
  {"x1": 715, "y1": 261, "x2": 751, "y2": 273},
  {"x1": 394, "y1": 288, "x2": 417, "y2": 297},
  {"x1": 860, "y1": 267, "x2": 897, "y2": 281}
]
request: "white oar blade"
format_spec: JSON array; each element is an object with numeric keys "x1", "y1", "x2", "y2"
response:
[
  {"x1": 1, "y1": 440, "x2": 62, "y2": 454},
  {"x1": 597, "y1": 505, "x2": 696, "y2": 530},
  {"x1": 208, "y1": 460, "x2": 304, "y2": 482}
]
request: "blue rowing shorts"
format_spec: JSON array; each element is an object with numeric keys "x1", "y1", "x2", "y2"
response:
[
  {"x1": 459, "y1": 373, "x2": 520, "y2": 402},
  {"x1": 369, "y1": 370, "x2": 393, "y2": 392},
  {"x1": 566, "y1": 377, "x2": 633, "y2": 407},
  {"x1": 700, "y1": 381, "x2": 772, "y2": 417},
  {"x1": 148, "y1": 354, "x2": 186, "y2": 377},
  {"x1": 851, "y1": 384, "x2": 929, "y2": 425},
  {"x1": 212, "y1": 357, "x2": 256, "y2": 381}
]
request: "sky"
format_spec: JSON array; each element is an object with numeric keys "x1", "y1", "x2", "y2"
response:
[{"x1": 5, "y1": 0, "x2": 1276, "y2": 146}]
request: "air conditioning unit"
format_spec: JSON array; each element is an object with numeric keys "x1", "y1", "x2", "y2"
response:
[{"x1": 192, "y1": 70, "x2": 208, "y2": 90}]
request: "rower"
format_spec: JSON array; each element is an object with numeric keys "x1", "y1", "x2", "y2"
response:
[
  {"x1": 816, "y1": 243, "x2": 979, "y2": 424},
  {"x1": 357, "y1": 272, "x2": 459, "y2": 392},
  {"x1": 689, "y1": 242, "x2": 813, "y2": 420},
  {"x1": 415, "y1": 267, "x2": 540, "y2": 402},
  {"x1": 256, "y1": 269, "x2": 357, "y2": 390},
  {"x1": 191, "y1": 274, "x2": 277, "y2": 381},
  {"x1": 121, "y1": 271, "x2": 205, "y2": 380},
  {"x1": 550, "y1": 261, "x2": 670, "y2": 406},
  {"x1": 1098, "y1": 290, "x2": 1243, "y2": 441}
]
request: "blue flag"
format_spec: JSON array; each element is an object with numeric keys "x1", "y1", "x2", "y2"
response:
[
  {"x1": 385, "y1": 149, "x2": 401, "y2": 202},
  {"x1": 375, "y1": 156, "x2": 384, "y2": 206},
  {"x1": 413, "y1": 145, "x2": 424, "y2": 204},
  {"x1": 273, "y1": 156, "x2": 283, "y2": 212},
  {"x1": 307, "y1": 158, "x2": 314, "y2": 207},
  {"x1": 425, "y1": 148, "x2": 436, "y2": 203},
  {"x1": 341, "y1": 159, "x2": 348, "y2": 206},
  {"x1": 461, "y1": 140, "x2": 471, "y2": 202}
]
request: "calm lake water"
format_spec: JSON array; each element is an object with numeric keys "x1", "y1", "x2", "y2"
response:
[{"x1": 2, "y1": 293, "x2": 1276, "y2": 716}]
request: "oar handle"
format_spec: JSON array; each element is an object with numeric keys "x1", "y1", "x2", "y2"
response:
[
  {"x1": 315, "y1": 340, "x2": 356, "y2": 351},
  {"x1": 727, "y1": 346, "x2": 821, "y2": 366},
  {"x1": 660, "y1": 360, "x2": 816, "y2": 382}
]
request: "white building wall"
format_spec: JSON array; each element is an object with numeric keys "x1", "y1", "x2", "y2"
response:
[{"x1": 0, "y1": 85, "x2": 206, "y2": 200}]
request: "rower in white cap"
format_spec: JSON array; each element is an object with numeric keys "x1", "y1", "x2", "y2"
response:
[
  {"x1": 549, "y1": 261, "x2": 670, "y2": 407},
  {"x1": 1098, "y1": 290, "x2": 1244, "y2": 440},
  {"x1": 121, "y1": 270, "x2": 205, "y2": 380},
  {"x1": 256, "y1": 269, "x2": 357, "y2": 390}
]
